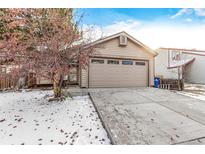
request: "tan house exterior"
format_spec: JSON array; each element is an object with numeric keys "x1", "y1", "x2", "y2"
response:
[
  {"x1": 79, "y1": 31, "x2": 157, "y2": 88},
  {"x1": 0, "y1": 31, "x2": 157, "y2": 89}
]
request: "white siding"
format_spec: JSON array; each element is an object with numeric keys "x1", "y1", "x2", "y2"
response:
[
  {"x1": 155, "y1": 49, "x2": 205, "y2": 84},
  {"x1": 185, "y1": 55, "x2": 205, "y2": 84},
  {"x1": 155, "y1": 49, "x2": 178, "y2": 79}
]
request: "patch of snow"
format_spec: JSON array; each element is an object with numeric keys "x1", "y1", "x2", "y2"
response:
[
  {"x1": 178, "y1": 83, "x2": 205, "y2": 102},
  {"x1": 169, "y1": 58, "x2": 194, "y2": 68},
  {"x1": 178, "y1": 91, "x2": 205, "y2": 102},
  {"x1": 185, "y1": 83, "x2": 205, "y2": 89},
  {"x1": 0, "y1": 90, "x2": 111, "y2": 145}
]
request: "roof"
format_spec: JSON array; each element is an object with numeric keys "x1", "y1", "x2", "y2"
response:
[
  {"x1": 158, "y1": 47, "x2": 205, "y2": 57},
  {"x1": 158, "y1": 47, "x2": 205, "y2": 53},
  {"x1": 90, "y1": 31, "x2": 157, "y2": 56},
  {"x1": 167, "y1": 58, "x2": 195, "y2": 69}
]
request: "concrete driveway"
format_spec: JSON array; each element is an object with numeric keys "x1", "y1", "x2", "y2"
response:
[{"x1": 89, "y1": 88, "x2": 205, "y2": 145}]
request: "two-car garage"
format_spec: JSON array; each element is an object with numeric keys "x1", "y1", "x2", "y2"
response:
[
  {"x1": 88, "y1": 58, "x2": 149, "y2": 88},
  {"x1": 79, "y1": 31, "x2": 157, "y2": 88}
]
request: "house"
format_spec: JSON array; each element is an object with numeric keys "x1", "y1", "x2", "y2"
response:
[
  {"x1": 79, "y1": 31, "x2": 157, "y2": 88},
  {"x1": 0, "y1": 31, "x2": 157, "y2": 89},
  {"x1": 155, "y1": 48, "x2": 205, "y2": 84}
]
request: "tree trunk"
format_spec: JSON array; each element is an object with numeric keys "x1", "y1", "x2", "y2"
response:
[
  {"x1": 53, "y1": 73, "x2": 62, "y2": 98},
  {"x1": 16, "y1": 77, "x2": 26, "y2": 90}
]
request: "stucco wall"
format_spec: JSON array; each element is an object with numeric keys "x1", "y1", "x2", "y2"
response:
[
  {"x1": 185, "y1": 55, "x2": 205, "y2": 84},
  {"x1": 80, "y1": 37, "x2": 155, "y2": 87},
  {"x1": 155, "y1": 49, "x2": 205, "y2": 84},
  {"x1": 155, "y1": 49, "x2": 178, "y2": 79}
]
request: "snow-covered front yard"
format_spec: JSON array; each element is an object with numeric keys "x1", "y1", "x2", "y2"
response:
[{"x1": 0, "y1": 90, "x2": 110, "y2": 145}]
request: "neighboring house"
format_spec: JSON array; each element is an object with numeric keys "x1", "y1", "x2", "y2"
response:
[
  {"x1": 79, "y1": 31, "x2": 157, "y2": 88},
  {"x1": 155, "y1": 48, "x2": 205, "y2": 84}
]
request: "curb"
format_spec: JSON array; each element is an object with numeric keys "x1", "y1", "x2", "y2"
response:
[{"x1": 88, "y1": 92, "x2": 116, "y2": 145}]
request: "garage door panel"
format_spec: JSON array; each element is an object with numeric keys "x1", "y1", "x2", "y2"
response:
[{"x1": 89, "y1": 58, "x2": 148, "y2": 88}]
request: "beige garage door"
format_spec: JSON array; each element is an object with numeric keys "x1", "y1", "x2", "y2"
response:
[{"x1": 89, "y1": 58, "x2": 148, "y2": 88}]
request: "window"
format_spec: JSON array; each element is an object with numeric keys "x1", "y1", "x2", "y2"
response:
[
  {"x1": 69, "y1": 74, "x2": 77, "y2": 82},
  {"x1": 172, "y1": 51, "x2": 181, "y2": 61},
  {"x1": 122, "y1": 60, "x2": 133, "y2": 65},
  {"x1": 91, "y1": 59, "x2": 104, "y2": 64},
  {"x1": 1, "y1": 67, "x2": 6, "y2": 73},
  {"x1": 108, "y1": 60, "x2": 119, "y2": 65},
  {"x1": 135, "y1": 61, "x2": 145, "y2": 66}
]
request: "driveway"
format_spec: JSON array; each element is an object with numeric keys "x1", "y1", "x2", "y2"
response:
[{"x1": 89, "y1": 88, "x2": 205, "y2": 144}]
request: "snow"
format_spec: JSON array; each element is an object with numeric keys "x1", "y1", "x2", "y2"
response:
[
  {"x1": 169, "y1": 58, "x2": 194, "y2": 68},
  {"x1": 177, "y1": 83, "x2": 205, "y2": 102},
  {"x1": 0, "y1": 90, "x2": 111, "y2": 145},
  {"x1": 178, "y1": 91, "x2": 205, "y2": 101}
]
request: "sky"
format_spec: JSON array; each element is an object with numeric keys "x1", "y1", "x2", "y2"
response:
[{"x1": 77, "y1": 8, "x2": 205, "y2": 50}]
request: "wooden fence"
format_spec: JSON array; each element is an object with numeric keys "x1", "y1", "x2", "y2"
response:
[
  {"x1": 0, "y1": 75, "x2": 17, "y2": 90},
  {"x1": 0, "y1": 71, "x2": 78, "y2": 90},
  {"x1": 159, "y1": 78, "x2": 184, "y2": 91}
]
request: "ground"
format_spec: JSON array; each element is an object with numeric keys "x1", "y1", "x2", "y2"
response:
[
  {"x1": 1, "y1": 84, "x2": 205, "y2": 145},
  {"x1": 178, "y1": 83, "x2": 205, "y2": 101},
  {"x1": 89, "y1": 87, "x2": 205, "y2": 144},
  {"x1": 0, "y1": 90, "x2": 110, "y2": 145}
]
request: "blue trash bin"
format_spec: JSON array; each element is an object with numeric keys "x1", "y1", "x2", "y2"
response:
[{"x1": 154, "y1": 77, "x2": 160, "y2": 88}]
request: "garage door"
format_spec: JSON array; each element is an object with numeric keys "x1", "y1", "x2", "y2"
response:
[{"x1": 89, "y1": 58, "x2": 148, "y2": 88}]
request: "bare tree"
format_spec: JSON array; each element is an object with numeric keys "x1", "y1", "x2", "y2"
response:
[{"x1": 0, "y1": 9, "x2": 96, "y2": 97}]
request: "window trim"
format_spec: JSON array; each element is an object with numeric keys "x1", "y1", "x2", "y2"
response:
[
  {"x1": 1, "y1": 67, "x2": 6, "y2": 73},
  {"x1": 122, "y1": 60, "x2": 133, "y2": 65},
  {"x1": 91, "y1": 59, "x2": 104, "y2": 64},
  {"x1": 135, "y1": 61, "x2": 146, "y2": 66},
  {"x1": 107, "y1": 60, "x2": 119, "y2": 65}
]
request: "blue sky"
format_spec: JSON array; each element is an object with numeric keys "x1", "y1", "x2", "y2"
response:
[
  {"x1": 79, "y1": 8, "x2": 204, "y2": 26},
  {"x1": 77, "y1": 8, "x2": 205, "y2": 49}
]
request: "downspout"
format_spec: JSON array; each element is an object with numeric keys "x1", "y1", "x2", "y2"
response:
[{"x1": 168, "y1": 49, "x2": 170, "y2": 67}]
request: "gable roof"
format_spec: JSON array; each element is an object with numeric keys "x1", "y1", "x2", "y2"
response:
[{"x1": 90, "y1": 31, "x2": 157, "y2": 56}]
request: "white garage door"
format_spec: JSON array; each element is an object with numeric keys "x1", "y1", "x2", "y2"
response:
[{"x1": 89, "y1": 58, "x2": 148, "y2": 88}]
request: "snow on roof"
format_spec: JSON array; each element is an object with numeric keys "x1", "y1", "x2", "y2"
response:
[{"x1": 168, "y1": 58, "x2": 195, "y2": 69}]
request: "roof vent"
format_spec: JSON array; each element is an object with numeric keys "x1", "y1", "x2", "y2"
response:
[{"x1": 119, "y1": 35, "x2": 127, "y2": 46}]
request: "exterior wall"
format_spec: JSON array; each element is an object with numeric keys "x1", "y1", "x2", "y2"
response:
[
  {"x1": 155, "y1": 49, "x2": 178, "y2": 79},
  {"x1": 149, "y1": 58, "x2": 154, "y2": 85},
  {"x1": 36, "y1": 67, "x2": 78, "y2": 85},
  {"x1": 185, "y1": 55, "x2": 205, "y2": 84},
  {"x1": 80, "y1": 37, "x2": 155, "y2": 87},
  {"x1": 94, "y1": 38, "x2": 153, "y2": 59},
  {"x1": 155, "y1": 49, "x2": 205, "y2": 84},
  {"x1": 80, "y1": 66, "x2": 88, "y2": 88},
  {"x1": 36, "y1": 77, "x2": 52, "y2": 85}
]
